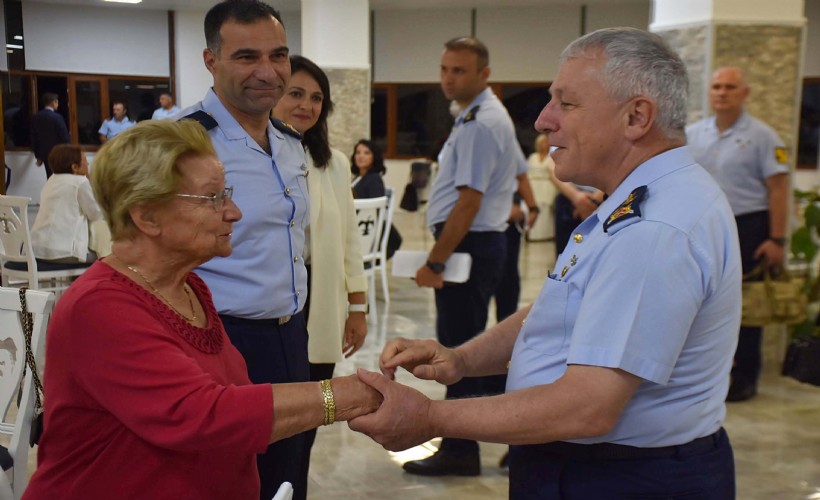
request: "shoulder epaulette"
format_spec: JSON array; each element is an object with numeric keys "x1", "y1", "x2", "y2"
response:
[
  {"x1": 270, "y1": 117, "x2": 303, "y2": 140},
  {"x1": 180, "y1": 110, "x2": 218, "y2": 131},
  {"x1": 463, "y1": 105, "x2": 480, "y2": 124},
  {"x1": 603, "y1": 185, "x2": 647, "y2": 234}
]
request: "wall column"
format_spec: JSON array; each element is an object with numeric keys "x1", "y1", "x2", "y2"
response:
[{"x1": 301, "y1": 0, "x2": 370, "y2": 157}]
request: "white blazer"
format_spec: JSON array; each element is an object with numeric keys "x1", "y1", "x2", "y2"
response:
[
  {"x1": 306, "y1": 148, "x2": 368, "y2": 363},
  {"x1": 31, "y1": 174, "x2": 103, "y2": 262}
]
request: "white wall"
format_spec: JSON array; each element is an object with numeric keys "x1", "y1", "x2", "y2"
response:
[
  {"x1": 23, "y1": 2, "x2": 169, "y2": 77},
  {"x1": 805, "y1": 0, "x2": 820, "y2": 77},
  {"x1": 0, "y1": 2, "x2": 7, "y2": 72},
  {"x1": 373, "y1": 9, "x2": 472, "y2": 83},
  {"x1": 586, "y1": 2, "x2": 651, "y2": 33},
  {"x1": 476, "y1": 5, "x2": 580, "y2": 82},
  {"x1": 373, "y1": 3, "x2": 651, "y2": 83}
]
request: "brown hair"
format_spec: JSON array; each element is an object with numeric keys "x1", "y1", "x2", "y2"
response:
[
  {"x1": 444, "y1": 37, "x2": 489, "y2": 70},
  {"x1": 47, "y1": 144, "x2": 83, "y2": 175}
]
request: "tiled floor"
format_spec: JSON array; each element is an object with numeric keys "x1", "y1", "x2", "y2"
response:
[{"x1": 309, "y1": 209, "x2": 820, "y2": 499}]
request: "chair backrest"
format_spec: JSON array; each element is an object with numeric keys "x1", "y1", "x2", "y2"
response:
[
  {"x1": 0, "y1": 196, "x2": 32, "y2": 268},
  {"x1": 0, "y1": 287, "x2": 53, "y2": 496},
  {"x1": 0, "y1": 194, "x2": 90, "y2": 292},
  {"x1": 353, "y1": 196, "x2": 388, "y2": 261}
]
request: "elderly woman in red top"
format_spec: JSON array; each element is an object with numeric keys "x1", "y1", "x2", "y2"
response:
[{"x1": 23, "y1": 120, "x2": 380, "y2": 500}]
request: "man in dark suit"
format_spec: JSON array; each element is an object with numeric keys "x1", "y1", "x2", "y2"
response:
[{"x1": 31, "y1": 92, "x2": 70, "y2": 178}]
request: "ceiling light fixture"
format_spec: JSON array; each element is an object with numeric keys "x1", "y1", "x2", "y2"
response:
[{"x1": 103, "y1": 0, "x2": 143, "y2": 4}]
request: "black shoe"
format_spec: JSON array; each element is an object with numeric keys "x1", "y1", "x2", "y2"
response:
[
  {"x1": 402, "y1": 448, "x2": 481, "y2": 476},
  {"x1": 499, "y1": 451, "x2": 509, "y2": 468},
  {"x1": 726, "y1": 381, "x2": 757, "y2": 402}
]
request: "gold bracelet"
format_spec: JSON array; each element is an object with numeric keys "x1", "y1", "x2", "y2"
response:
[{"x1": 319, "y1": 379, "x2": 336, "y2": 426}]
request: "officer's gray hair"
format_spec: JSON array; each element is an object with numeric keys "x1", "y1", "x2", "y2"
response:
[{"x1": 561, "y1": 27, "x2": 688, "y2": 140}]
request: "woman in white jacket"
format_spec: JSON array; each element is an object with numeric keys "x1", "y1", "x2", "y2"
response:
[
  {"x1": 272, "y1": 54, "x2": 369, "y2": 474},
  {"x1": 31, "y1": 144, "x2": 103, "y2": 263}
]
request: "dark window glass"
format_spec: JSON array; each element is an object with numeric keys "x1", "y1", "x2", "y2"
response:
[
  {"x1": 798, "y1": 81, "x2": 820, "y2": 169},
  {"x1": 371, "y1": 87, "x2": 387, "y2": 155},
  {"x1": 2, "y1": 73, "x2": 31, "y2": 147},
  {"x1": 502, "y1": 85, "x2": 551, "y2": 157},
  {"x1": 108, "y1": 79, "x2": 172, "y2": 123},
  {"x1": 75, "y1": 80, "x2": 102, "y2": 145},
  {"x1": 36, "y1": 75, "x2": 69, "y2": 138},
  {"x1": 396, "y1": 85, "x2": 451, "y2": 158},
  {"x1": 4, "y1": 0, "x2": 25, "y2": 71}
]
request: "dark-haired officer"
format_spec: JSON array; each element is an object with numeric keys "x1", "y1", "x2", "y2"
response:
[
  {"x1": 403, "y1": 36, "x2": 521, "y2": 476},
  {"x1": 177, "y1": 1, "x2": 310, "y2": 499}
]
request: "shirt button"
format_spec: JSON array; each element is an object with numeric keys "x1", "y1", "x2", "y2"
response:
[
  {"x1": 573, "y1": 234, "x2": 583, "y2": 243},
  {"x1": 296, "y1": 291, "x2": 301, "y2": 296},
  {"x1": 293, "y1": 256, "x2": 299, "y2": 263},
  {"x1": 290, "y1": 219, "x2": 295, "y2": 227},
  {"x1": 285, "y1": 187, "x2": 291, "y2": 195}
]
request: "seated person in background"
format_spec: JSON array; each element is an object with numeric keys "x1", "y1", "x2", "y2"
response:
[
  {"x1": 31, "y1": 144, "x2": 103, "y2": 264},
  {"x1": 22, "y1": 120, "x2": 381, "y2": 500},
  {"x1": 351, "y1": 139, "x2": 387, "y2": 199}
]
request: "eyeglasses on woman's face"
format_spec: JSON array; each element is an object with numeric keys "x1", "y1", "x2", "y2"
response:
[{"x1": 175, "y1": 186, "x2": 234, "y2": 212}]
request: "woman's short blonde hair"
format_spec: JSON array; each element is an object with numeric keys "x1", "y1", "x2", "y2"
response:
[{"x1": 90, "y1": 119, "x2": 216, "y2": 241}]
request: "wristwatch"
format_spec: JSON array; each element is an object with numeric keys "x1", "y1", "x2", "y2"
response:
[
  {"x1": 426, "y1": 260, "x2": 446, "y2": 274},
  {"x1": 770, "y1": 237, "x2": 787, "y2": 247},
  {"x1": 527, "y1": 205, "x2": 540, "y2": 214},
  {"x1": 348, "y1": 303, "x2": 369, "y2": 314}
]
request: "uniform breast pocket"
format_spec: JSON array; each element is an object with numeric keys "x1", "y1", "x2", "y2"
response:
[{"x1": 520, "y1": 277, "x2": 571, "y2": 355}]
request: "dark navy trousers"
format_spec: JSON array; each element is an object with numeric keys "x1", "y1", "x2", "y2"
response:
[
  {"x1": 735, "y1": 210, "x2": 770, "y2": 386},
  {"x1": 509, "y1": 428, "x2": 735, "y2": 499},
  {"x1": 220, "y1": 312, "x2": 310, "y2": 500},
  {"x1": 433, "y1": 227, "x2": 506, "y2": 454}
]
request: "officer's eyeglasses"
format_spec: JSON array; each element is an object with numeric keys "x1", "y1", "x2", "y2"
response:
[{"x1": 175, "y1": 186, "x2": 234, "y2": 212}]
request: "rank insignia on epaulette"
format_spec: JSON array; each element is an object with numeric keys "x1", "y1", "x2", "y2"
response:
[
  {"x1": 603, "y1": 185, "x2": 647, "y2": 233},
  {"x1": 269, "y1": 117, "x2": 304, "y2": 140},
  {"x1": 775, "y1": 147, "x2": 788, "y2": 164},
  {"x1": 463, "y1": 105, "x2": 480, "y2": 124}
]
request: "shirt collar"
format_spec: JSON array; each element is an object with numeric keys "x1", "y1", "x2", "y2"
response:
[
  {"x1": 203, "y1": 88, "x2": 280, "y2": 142},
  {"x1": 706, "y1": 110, "x2": 750, "y2": 135}
]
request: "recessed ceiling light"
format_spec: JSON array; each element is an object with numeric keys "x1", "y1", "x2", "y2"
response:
[{"x1": 104, "y1": 0, "x2": 143, "y2": 4}]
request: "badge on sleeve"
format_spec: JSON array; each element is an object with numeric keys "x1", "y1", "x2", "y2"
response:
[
  {"x1": 774, "y1": 147, "x2": 788, "y2": 164},
  {"x1": 603, "y1": 185, "x2": 647, "y2": 234}
]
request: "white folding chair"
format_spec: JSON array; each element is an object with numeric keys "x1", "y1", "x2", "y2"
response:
[
  {"x1": 0, "y1": 195, "x2": 90, "y2": 295},
  {"x1": 0, "y1": 287, "x2": 54, "y2": 500},
  {"x1": 272, "y1": 481, "x2": 293, "y2": 500},
  {"x1": 377, "y1": 188, "x2": 397, "y2": 304},
  {"x1": 353, "y1": 196, "x2": 388, "y2": 317}
]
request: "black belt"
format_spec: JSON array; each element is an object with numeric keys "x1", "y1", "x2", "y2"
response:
[
  {"x1": 432, "y1": 223, "x2": 503, "y2": 238},
  {"x1": 528, "y1": 428, "x2": 724, "y2": 461}
]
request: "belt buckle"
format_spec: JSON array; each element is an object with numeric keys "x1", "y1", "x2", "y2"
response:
[{"x1": 278, "y1": 315, "x2": 292, "y2": 326}]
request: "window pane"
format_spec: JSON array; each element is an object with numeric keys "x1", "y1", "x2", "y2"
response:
[
  {"x1": 396, "y1": 85, "x2": 451, "y2": 158},
  {"x1": 502, "y1": 85, "x2": 551, "y2": 157},
  {"x1": 2, "y1": 73, "x2": 32, "y2": 148},
  {"x1": 75, "y1": 80, "x2": 101, "y2": 145},
  {"x1": 371, "y1": 87, "x2": 387, "y2": 155},
  {"x1": 798, "y1": 81, "x2": 820, "y2": 169},
  {"x1": 108, "y1": 79, "x2": 172, "y2": 123}
]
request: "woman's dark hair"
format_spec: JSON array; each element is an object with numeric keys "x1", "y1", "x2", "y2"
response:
[
  {"x1": 290, "y1": 55, "x2": 334, "y2": 168},
  {"x1": 350, "y1": 139, "x2": 386, "y2": 177},
  {"x1": 48, "y1": 144, "x2": 83, "y2": 175}
]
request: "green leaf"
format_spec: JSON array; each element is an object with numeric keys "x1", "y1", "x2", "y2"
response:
[
  {"x1": 791, "y1": 226, "x2": 818, "y2": 261},
  {"x1": 806, "y1": 203, "x2": 820, "y2": 229}
]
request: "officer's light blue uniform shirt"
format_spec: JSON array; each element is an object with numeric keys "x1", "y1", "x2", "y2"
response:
[
  {"x1": 179, "y1": 89, "x2": 309, "y2": 319},
  {"x1": 98, "y1": 117, "x2": 135, "y2": 139},
  {"x1": 686, "y1": 112, "x2": 789, "y2": 216},
  {"x1": 152, "y1": 106, "x2": 181, "y2": 121},
  {"x1": 507, "y1": 147, "x2": 741, "y2": 447},
  {"x1": 426, "y1": 87, "x2": 520, "y2": 232}
]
